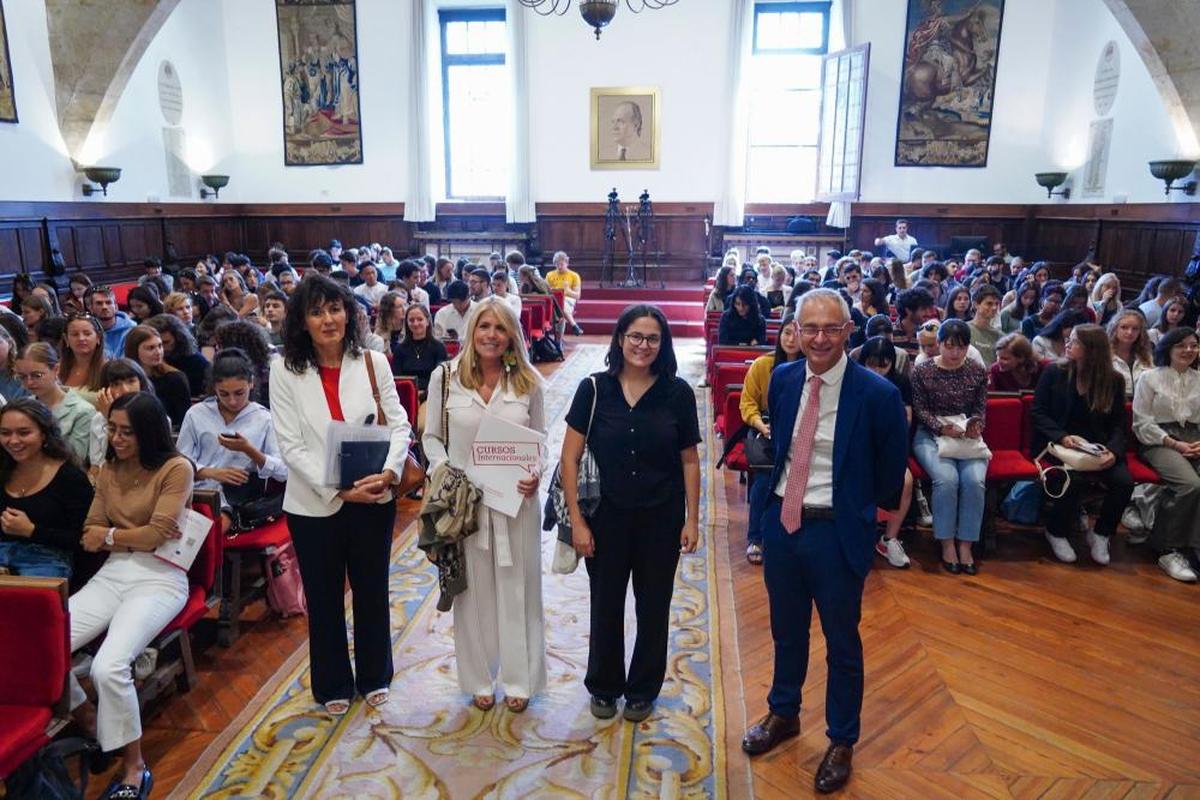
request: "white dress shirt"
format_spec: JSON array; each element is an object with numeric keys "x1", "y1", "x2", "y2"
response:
[
  {"x1": 880, "y1": 234, "x2": 918, "y2": 262},
  {"x1": 433, "y1": 302, "x2": 474, "y2": 342},
  {"x1": 775, "y1": 353, "x2": 847, "y2": 507},
  {"x1": 1132, "y1": 366, "x2": 1200, "y2": 446},
  {"x1": 353, "y1": 281, "x2": 389, "y2": 308}
]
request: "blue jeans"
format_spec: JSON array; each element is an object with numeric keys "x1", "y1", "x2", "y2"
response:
[
  {"x1": 912, "y1": 428, "x2": 987, "y2": 543},
  {"x1": 746, "y1": 470, "x2": 772, "y2": 546},
  {"x1": 0, "y1": 540, "x2": 72, "y2": 578}
]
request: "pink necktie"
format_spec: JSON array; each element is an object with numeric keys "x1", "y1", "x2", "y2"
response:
[{"x1": 780, "y1": 375, "x2": 822, "y2": 534}]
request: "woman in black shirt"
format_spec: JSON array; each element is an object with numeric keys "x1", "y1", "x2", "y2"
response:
[
  {"x1": 719, "y1": 286, "x2": 768, "y2": 345},
  {"x1": 1031, "y1": 324, "x2": 1131, "y2": 566},
  {"x1": 390, "y1": 304, "x2": 448, "y2": 394},
  {"x1": 560, "y1": 304, "x2": 701, "y2": 724},
  {"x1": 0, "y1": 397, "x2": 94, "y2": 578}
]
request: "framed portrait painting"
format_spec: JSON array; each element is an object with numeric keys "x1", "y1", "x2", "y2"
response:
[
  {"x1": 0, "y1": 0, "x2": 18, "y2": 123},
  {"x1": 275, "y1": 0, "x2": 363, "y2": 165},
  {"x1": 894, "y1": 0, "x2": 1006, "y2": 167},
  {"x1": 590, "y1": 87, "x2": 660, "y2": 170}
]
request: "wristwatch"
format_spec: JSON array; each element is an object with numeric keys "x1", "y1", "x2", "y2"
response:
[{"x1": 104, "y1": 527, "x2": 115, "y2": 547}]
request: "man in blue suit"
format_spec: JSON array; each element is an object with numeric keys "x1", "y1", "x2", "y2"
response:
[{"x1": 741, "y1": 288, "x2": 908, "y2": 794}]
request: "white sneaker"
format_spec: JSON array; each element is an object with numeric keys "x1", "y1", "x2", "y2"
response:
[
  {"x1": 1158, "y1": 551, "x2": 1198, "y2": 583},
  {"x1": 1086, "y1": 530, "x2": 1110, "y2": 565},
  {"x1": 876, "y1": 536, "x2": 911, "y2": 568},
  {"x1": 1121, "y1": 507, "x2": 1149, "y2": 544},
  {"x1": 915, "y1": 489, "x2": 933, "y2": 527},
  {"x1": 1045, "y1": 531, "x2": 1077, "y2": 563}
]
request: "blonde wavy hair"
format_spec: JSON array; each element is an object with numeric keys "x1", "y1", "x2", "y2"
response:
[{"x1": 456, "y1": 297, "x2": 540, "y2": 397}]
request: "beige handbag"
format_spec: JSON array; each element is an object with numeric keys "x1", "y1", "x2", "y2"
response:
[{"x1": 1036, "y1": 441, "x2": 1109, "y2": 499}]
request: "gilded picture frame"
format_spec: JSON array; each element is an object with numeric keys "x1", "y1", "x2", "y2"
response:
[
  {"x1": 0, "y1": 0, "x2": 18, "y2": 123},
  {"x1": 590, "y1": 86, "x2": 660, "y2": 170}
]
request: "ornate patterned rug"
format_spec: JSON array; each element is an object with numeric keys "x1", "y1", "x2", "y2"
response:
[{"x1": 171, "y1": 342, "x2": 733, "y2": 799}]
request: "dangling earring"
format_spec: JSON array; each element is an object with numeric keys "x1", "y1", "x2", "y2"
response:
[{"x1": 503, "y1": 349, "x2": 516, "y2": 374}]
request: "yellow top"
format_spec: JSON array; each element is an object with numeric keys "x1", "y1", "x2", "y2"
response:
[
  {"x1": 545, "y1": 269, "x2": 581, "y2": 293},
  {"x1": 739, "y1": 353, "x2": 776, "y2": 430}
]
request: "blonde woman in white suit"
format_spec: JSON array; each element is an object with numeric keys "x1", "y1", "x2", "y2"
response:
[
  {"x1": 270, "y1": 274, "x2": 412, "y2": 716},
  {"x1": 423, "y1": 296, "x2": 547, "y2": 713}
]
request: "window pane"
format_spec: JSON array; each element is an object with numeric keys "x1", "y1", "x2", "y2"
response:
[
  {"x1": 795, "y1": 13, "x2": 825, "y2": 49},
  {"x1": 746, "y1": 146, "x2": 817, "y2": 203},
  {"x1": 749, "y1": 89, "x2": 821, "y2": 146},
  {"x1": 484, "y1": 21, "x2": 506, "y2": 53},
  {"x1": 446, "y1": 63, "x2": 510, "y2": 197},
  {"x1": 445, "y1": 21, "x2": 468, "y2": 55},
  {"x1": 756, "y1": 7, "x2": 827, "y2": 51}
]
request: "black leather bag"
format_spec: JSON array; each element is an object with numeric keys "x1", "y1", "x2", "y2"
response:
[
  {"x1": 743, "y1": 430, "x2": 775, "y2": 470},
  {"x1": 5, "y1": 738, "x2": 90, "y2": 800}
]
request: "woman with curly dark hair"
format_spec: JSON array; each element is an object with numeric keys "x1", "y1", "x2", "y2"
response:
[
  {"x1": 213, "y1": 319, "x2": 272, "y2": 408},
  {"x1": 145, "y1": 314, "x2": 209, "y2": 397},
  {"x1": 271, "y1": 273, "x2": 411, "y2": 715}
]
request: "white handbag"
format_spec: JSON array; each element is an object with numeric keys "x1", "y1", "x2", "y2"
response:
[
  {"x1": 934, "y1": 414, "x2": 992, "y2": 461},
  {"x1": 1035, "y1": 440, "x2": 1109, "y2": 499}
]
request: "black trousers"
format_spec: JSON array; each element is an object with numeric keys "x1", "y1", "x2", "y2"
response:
[
  {"x1": 584, "y1": 496, "x2": 684, "y2": 703},
  {"x1": 1046, "y1": 461, "x2": 1134, "y2": 539},
  {"x1": 287, "y1": 500, "x2": 395, "y2": 703}
]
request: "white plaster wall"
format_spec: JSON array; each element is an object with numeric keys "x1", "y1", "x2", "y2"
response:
[
  {"x1": 1037, "y1": 0, "x2": 1194, "y2": 204},
  {"x1": 218, "y1": 0, "x2": 411, "y2": 203}
]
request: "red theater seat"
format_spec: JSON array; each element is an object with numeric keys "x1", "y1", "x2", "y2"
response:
[
  {"x1": 983, "y1": 397, "x2": 1038, "y2": 481},
  {"x1": 219, "y1": 503, "x2": 290, "y2": 647}
]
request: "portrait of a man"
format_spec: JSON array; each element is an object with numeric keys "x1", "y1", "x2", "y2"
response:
[{"x1": 591, "y1": 87, "x2": 659, "y2": 170}]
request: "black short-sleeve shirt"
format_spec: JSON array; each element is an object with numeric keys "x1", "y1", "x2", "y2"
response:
[{"x1": 565, "y1": 372, "x2": 701, "y2": 509}]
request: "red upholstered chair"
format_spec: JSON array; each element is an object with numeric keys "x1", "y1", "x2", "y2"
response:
[
  {"x1": 111, "y1": 282, "x2": 137, "y2": 312},
  {"x1": 140, "y1": 490, "x2": 223, "y2": 700},
  {"x1": 1124, "y1": 401, "x2": 1162, "y2": 484},
  {"x1": 708, "y1": 345, "x2": 771, "y2": 385},
  {"x1": 712, "y1": 363, "x2": 750, "y2": 423},
  {"x1": 519, "y1": 307, "x2": 535, "y2": 344},
  {"x1": 983, "y1": 397, "x2": 1039, "y2": 483},
  {"x1": 444, "y1": 339, "x2": 461, "y2": 359},
  {"x1": 393, "y1": 377, "x2": 420, "y2": 429},
  {"x1": 0, "y1": 576, "x2": 70, "y2": 782},
  {"x1": 218, "y1": 487, "x2": 290, "y2": 647}
]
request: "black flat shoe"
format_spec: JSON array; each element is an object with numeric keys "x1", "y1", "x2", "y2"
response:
[
  {"x1": 961, "y1": 562, "x2": 978, "y2": 576},
  {"x1": 590, "y1": 695, "x2": 618, "y2": 719},
  {"x1": 941, "y1": 560, "x2": 961, "y2": 574}
]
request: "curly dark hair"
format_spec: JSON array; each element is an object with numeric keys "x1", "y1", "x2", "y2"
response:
[
  {"x1": 213, "y1": 319, "x2": 272, "y2": 404},
  {"x1": 195, "y1": 304, "x2": 237, "y2": 348},
  {"x1": 282, "y1": 273, "x2": 362, "y2": 374},
  {"x1": 144, "y1": 313, "x2": 198, "y2": 357},
  {"x1": 0, "y1": 397, "x2": 77, "y2": 485}
]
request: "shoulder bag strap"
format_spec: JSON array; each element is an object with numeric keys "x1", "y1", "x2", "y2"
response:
[
  {"x1": 363, "y1": 351, "x2": 387, "y2": 426},
  {"x1": 585, "y1": 375, "x2": 598, "y2": 441},
  {"x1": 441, "y1": 362, "x2": 451, "y2": 449}
]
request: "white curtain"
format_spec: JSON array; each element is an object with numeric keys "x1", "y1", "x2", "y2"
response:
[
  {"x1": 829, "y1": 0, "x2": 853, "y2": 52},
  {"x1": 505, "y1": 0, "x2": 536, "y2": 223},
  {"x1": 712, "y1": 0, "x2": 755, "y2": 227},
  {"x1": 404, "y1": 0, "x2": 436, "y2": 222}
]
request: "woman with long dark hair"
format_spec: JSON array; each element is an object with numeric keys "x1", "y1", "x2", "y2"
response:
[
  {"x1": 70, "y1": 391, "x2": 194, "y2": 799},
  {"x1": 560, "y1": 304, "x2": 700, "y2": 722},
  {"x1": 126, "y1": 286, "x2": 164, "y2": 324},
  {"x1": 719, "y1": 286, "x2": 767, "y2": 345},
  {"x1": 123, "y1": 325, "x2": 191, "y2": 427},
  {"x1": 271, "y1": 274, "x2": 411, "y2": 715},
  {"x1": 738, "y1": 313, "x2": 803, "y2": 565},
  {"x1": 1032, "y1": 324, "x2": 1131, "y2": 565},
  {"x1": 857, "y1": 278, "x2": 890, "y2": 319},
  {"x1": 0, "y1": 397, "x2": 93, "y2": 578},
  {"x1": 1032, "y1": 308, "x2": 1090, "y2": 361},
  {"x1": 59, "y1": 312, "x2": 106, "y2": 407},
  {"x1": 145, "y1": 313, "x2": 209, "y2": 397},
  {"x1": 1000, "y1": 281, "x2": 1039, "y2": 334},
  {"x1": 706, "y1": 266, "x2": 738, "y2": 314}
]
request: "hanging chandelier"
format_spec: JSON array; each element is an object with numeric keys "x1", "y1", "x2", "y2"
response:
[{"x1": 516, "y1": 0, "x2": 679, "y2": 40}]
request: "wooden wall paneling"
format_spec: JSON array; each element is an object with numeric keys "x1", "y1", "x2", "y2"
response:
[
  {"x1": 165, "y1": 219, "x2": 218, "y2": 262},
  {"x1": 1030, "y1": 219, "x2": 1100, "y2": 271},
  {"x1": 73, "y1": 225, "x2": 107, "y2": 269},
  {"x1": 51, "y1": 224, "x2": 77, "y2": 269},
  {"x1": 0, "y1": 226, "x2": 26, "y2": 274},
  {"x1": 119, "y1": 222, "x2": 150, "y2": 267},
  {"x1": 102, "y1": 224, "x2": 124, "y2": 267}
]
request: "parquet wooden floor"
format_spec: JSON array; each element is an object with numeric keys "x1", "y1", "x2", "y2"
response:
[{"x1": 720, "y1": 469, "x2": 1200, "y2": 799}]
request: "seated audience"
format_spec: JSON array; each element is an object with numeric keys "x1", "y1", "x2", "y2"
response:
[
  {"x1": 433, "y1": 280, "x2": 474, "y2": 341},
  {"x1": 1032, "y1": 324, "x2": 1131, "y2": 565},
  {"x1": 163, "y1": 292, "x2": 197, "y2": 335},
  {"x1": 375, "y1": 291, "x2": 406, "y2": 353},
  {"x1": 764, "y1": 265, "x2": 792, "y2": 312},
  {"x1": 145, "y1": 314, "x2": 209, "y2": 398},
  {"x1": 1000, "y1": 281, "x2": 1039, "y2": 334},
  {"x1": 968, "y1": 285, "x2": 1003, "y2": 366},
  {"x1": 738, "y1": 313, "x2": 802, "y2": 566},
  {"x1": 490, "y1": 270, "x2": 522, "y2": 318},
  {"x1": 221, "y1": 271, "x2": 260, "y2": 319},
  {"x1": 706, "y1": 266, "x2": 737, "y2": 314},
  {"x1": 915, "y1": 320, "x2": 986, "y2": 368},
  {"x1": 353, "y1": 262, "x2": 388, "y2": 309},
  {"x1": 21, "y1": 295, "x2": 54, "y2": 334},
  {"x1": 0, "y1": 325, "x2": 26, "y2": 401},
  {"x1": 1090, "y1": 273, "x2": 1122, "y2": 326},
  {"x1": 59, "y1": 312, "x2": 106, "y2": 407},
  {"x1": 856, "y1": 278, "x2": 889, "y2": 319},
  {"x1": 124, "y1": 325, "x2": 192, "y2": 428},
  {"x1": 1032, "y1": 308, "x2": 1089, "y2": 361},
  {"x1": 212, "y1": 319, "x2": 274, "y2": 409},
  {"x1": 467, "y1": 267, "x2": 492, "y2": 303},
  {"x1": 195, "y1": 304, "x2": 237, "y2": 361},
  {"x1": 1138, "y1": 277, "x2": 1184, "y2": 327},
  {"x1": 70, "y1": 392, "x2": 194, "y2": 800},
  {"x1": 0, "y1": 397, "x2": 93, "y2": 578},
  {"x1": 16, "y1": 342, "x2": 103, "y2": 467},
  {"x1": 177, "y1": 348, "x2": 287, "y2": 532},
  {"x1": 396, "y1": 261, "x2": 432, "y2": 308},
  {"x1": 62, "y1": 273, "x2": 93, "y2": 315},
  {"x1": 719, "y1": 286, "x2": 767, "y2": 346},
  {"x1": 1132, "y1": 327, "x2": 1200, "y2": 582},
  {"x1": 911, "y1": 319, "x2": 989, "y2": 574},
  {"x1": 126, "y1": 285, "x2": 164, "y2": 324},
  {"x1": 1148, "y1": 297, "x2": 1186, "y2": 345},
  {"x1": 1107, "y1": 309, "x2": 1153, "y2": 397},
  {"x1": 89, "y1": 359, "x2": 155, "y2": 479},
  {"x1": 1021, "y1": 282, "x2": 1065, "y2": 340},
  {"x1": 89, "y1": 285, "x2": 136, "y2": 358},
  {"x1": 261, "y1": 288, "x2": 288, "y2": 347},
  {"x1": 943, "y1": 286, "x2": 972, "y2": 321},
  {"x1": 546, "y1": 251, "x2": 585, "y2": 335},
  {"x1": 391, "y1": 304, "x2": 448, "y2": 435},
  {"x1": 988, "y1": 333, "x2": 1046, "y2": 391},
  {"x1": 893, "y1": 287, "x2": 938, "y2": 357},
  {"x1": 857, "y1": 336, "x2": 915, "y2": 568},
  {"x1": 139, "y1": 257, "x2": 173, "y2": 293}
]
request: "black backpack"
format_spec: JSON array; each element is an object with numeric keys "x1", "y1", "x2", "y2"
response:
[
  {"x1": 5, "y1": 738, "x2": 91, "y2": 800},
  {"x1": 530, "y1": 335, "x2": 564, "y2": 363}
]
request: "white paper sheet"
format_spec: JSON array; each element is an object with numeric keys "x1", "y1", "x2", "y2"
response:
[
  {"x1": 465, "y1": 412, "x2": 546, "y2": 518},
  {"x1": 323, "y1": 420, "x2": 392, "y2": 488},
  {"x1": 153, "y1": 507, "x2": 214, "y2": 571}
]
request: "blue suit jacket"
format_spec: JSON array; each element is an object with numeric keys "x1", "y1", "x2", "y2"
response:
[{"x1": 767, "y1": 357, "x2": 909, "y2": 577}]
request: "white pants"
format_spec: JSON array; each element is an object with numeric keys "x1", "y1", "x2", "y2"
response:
[
  {"x1": 453, "y1": 506, "x2": 546, "y2": 698},
  {"x1": 68, "y1": 553, "x2": 188, "y2": 751}
]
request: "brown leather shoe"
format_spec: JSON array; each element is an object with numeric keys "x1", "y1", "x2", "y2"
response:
[
  {"x1": 814, "y1": 742, "x2": 853, "y2": 793},
  {"x1": 741, "y1": 712, "x2": 800, "y2": 755}
]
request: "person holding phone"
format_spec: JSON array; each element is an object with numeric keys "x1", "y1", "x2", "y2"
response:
[
  {"x1": 270, "y1": 274, "x2": 411, "y2": 716},
  {"x1": 176, "y1": 349, "x2": 287, "y2": 532},
  {"x1": 433, "y1": 280, "x2": 474, "y2": 342}
]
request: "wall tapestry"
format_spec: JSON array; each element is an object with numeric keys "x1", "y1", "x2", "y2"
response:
[
  {"x1": 0, "y1": 0, "x2": 18, "y2": 123},
  {"x1": 894, "y1": 0, "x2": 1006, "y2": 167},
  {"x1": 275, "y1": 0, "x2": 362, "y2": 165}
]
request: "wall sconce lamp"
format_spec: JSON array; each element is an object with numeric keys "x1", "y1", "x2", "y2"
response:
[
  {"x1": 1147, "y1": 160, "x2": 1197, "y2": 196},
  {"x1": 199, "y1": 174, "x2": 230, "y2": 200},
  {"x1": 80, "y1": 166, "x2": 122, "y2": 197},
  {"x1": 1034, "y1": 172, "x2": 1070, "y2": 200}
]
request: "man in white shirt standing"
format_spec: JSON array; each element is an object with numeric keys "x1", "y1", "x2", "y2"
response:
[
  {"x1": 874, "y1": 219, "x2": 918, "y2": 263},
  {"x1": 433, "y1": 280, "x2": 474, "y2": 342}
]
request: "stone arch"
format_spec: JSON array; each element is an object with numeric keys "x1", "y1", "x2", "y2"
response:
[
  {"x1": 44, "y1": 0, "x2": 183, "y2": 163},
  {"x1": 1101, "y1": 0, "x2": 1200, "y2": 154}
]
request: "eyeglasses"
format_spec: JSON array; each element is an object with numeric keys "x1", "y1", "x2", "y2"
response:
[
  {"x1": 798, "y1": 324, "x2": 850, "y2": 339},
  {"x1": 623, "y1": 332, "x2": 662, "y2": 349},
  {"x1": 65, "y1": 312, "x2": 97, "y2": 322},
  {"x1": 104, "y1": 424, "x2": 134, "y2": 438}
]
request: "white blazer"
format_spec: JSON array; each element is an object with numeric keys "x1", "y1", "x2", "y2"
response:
[{"x1": 270, "y1": 349, "x2": 412, "y2": 517}]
